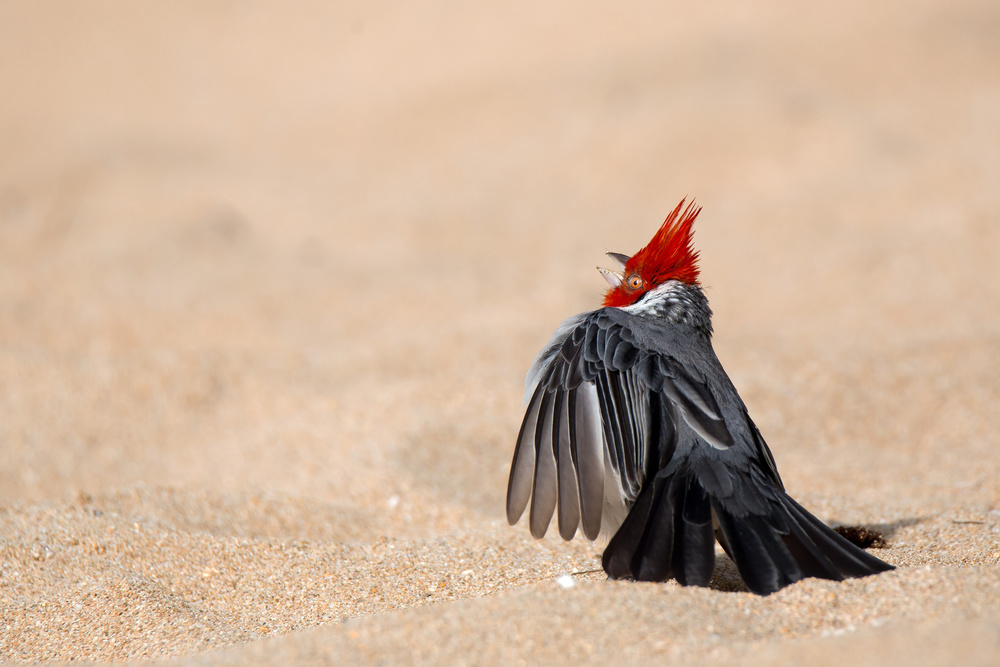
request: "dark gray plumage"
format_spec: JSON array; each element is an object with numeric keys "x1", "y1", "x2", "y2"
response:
[{"x1": 506, "y1": 279, "x2": 893, "y2": 595}]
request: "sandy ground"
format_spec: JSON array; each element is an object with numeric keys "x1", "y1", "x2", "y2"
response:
[{"x1": 1, "y1": 0, "x2": 999, "y2": 664}]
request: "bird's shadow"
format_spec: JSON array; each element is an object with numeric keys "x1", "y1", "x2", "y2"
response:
[{"x1": 852, "y1": 516, "x2": 926, "y2": 540}]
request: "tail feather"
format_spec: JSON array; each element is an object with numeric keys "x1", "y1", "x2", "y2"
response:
[
  {"x1": 781, "y1": 495, "x2": 895, "y2": 578},
  {"x1": 602, "y1": 471, "x2": 716, "y2": 587},
  {"x1": 631, "y1": 477, "x2": 676, "y2": 581},
  {"x1": 776, "y1": 518, "x2": 844, "y2": 582},
  {"x1": 602, "y1": 475, "x2": 667, "y2": 580},
  {"x1": 712, "y1": 502, "x2": 807, "y2": 594},
  {"x1": 671, "y1": 475, "x2": 715, "y2": 586},
  {"x1": 603, "y1": 465, "x2": 894, "y2": 595}
]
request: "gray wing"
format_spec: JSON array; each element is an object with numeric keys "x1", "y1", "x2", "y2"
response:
[{"x1": 506, "y1": 309, "x2": 748, "y2": 541}]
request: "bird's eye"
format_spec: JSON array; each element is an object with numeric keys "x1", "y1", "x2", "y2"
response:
[{"x1": 627, "y1": 274, "x2": 643, "y2": 290}]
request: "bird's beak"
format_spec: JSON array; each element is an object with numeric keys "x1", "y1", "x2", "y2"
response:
[
  {"x1": 606, "y1": 252, "x2": 630, "y2": 270},
  {"x1": 598, "y1": 267, "x2": 624, "y2": 287},
  {"x1": 597, "y1": 251, "x2": 629, "y2": 287}
]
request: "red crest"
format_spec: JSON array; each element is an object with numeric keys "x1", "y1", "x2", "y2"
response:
[{"x1": 603, "y1": 199, "x2": 701, "y2": 308}]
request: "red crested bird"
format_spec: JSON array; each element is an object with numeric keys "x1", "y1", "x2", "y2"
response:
[{"x1": 506, "y1": 200, "x2": 893, "y2": 595}]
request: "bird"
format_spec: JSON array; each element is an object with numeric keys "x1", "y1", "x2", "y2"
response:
[{"x1": 505, "y1": 199, "x2": 894, "y2": 595}]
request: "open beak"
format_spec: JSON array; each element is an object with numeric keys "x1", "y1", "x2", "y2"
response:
[
  {"x1": 606, "y1": 252, "x2": 630, "y2": 269},
  {"x1": 597, "y1": 251, "x2": 630, "y2": 288}
]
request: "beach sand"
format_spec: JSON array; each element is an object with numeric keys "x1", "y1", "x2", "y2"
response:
[{"x1": 1, "y1": 0, "x2": 999, "y2": 663}]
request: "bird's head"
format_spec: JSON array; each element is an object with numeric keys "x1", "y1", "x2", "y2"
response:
[{"x1": 599, "y1": 199, "x2": 702, "y2": 308}]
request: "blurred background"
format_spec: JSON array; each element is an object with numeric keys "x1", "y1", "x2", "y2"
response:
[{"x1": 1, "y1": 0, "x2": 998, "y2": 523}]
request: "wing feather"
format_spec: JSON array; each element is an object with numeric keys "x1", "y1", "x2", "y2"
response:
[
  {"x1": 509, "y1": 308, "x2": 741, "y2": 541},
  {"x1": 506, "y1": 384, "x2": 543, "y2": 524},
  {"x1": 663, "y1": 375, "x2": 734, "y2": 450},
  {"x1": 556, "y1": 390, "x2": 581, "y2": 540},
  {"x1": 573, "y1": 382, "x2": 606, "y2": 539},
  {"x1": 529, "y1": 391, "x2": 558, "y2": 538},
  {"x1": 595, "y1": 371, "x2": 625, "y2": 484}
]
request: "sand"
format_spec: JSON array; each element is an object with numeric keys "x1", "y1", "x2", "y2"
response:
[{"x1": 1, "y1": 0, "x2": 999, "y2": 664}]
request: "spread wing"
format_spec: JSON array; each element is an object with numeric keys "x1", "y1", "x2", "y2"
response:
[{"x1": 506, "y1": 309, "x2": 754, "y2": 541}]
